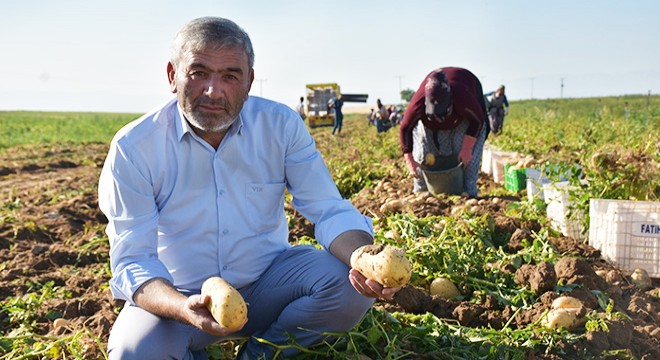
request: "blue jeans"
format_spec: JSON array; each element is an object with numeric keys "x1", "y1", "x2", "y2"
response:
[
  {"x1": 332, "y1": 113, "x2": 343, "y2": 135},
  {"x1": 107, "y1": 245, "x2": 374, "y2": 359}
]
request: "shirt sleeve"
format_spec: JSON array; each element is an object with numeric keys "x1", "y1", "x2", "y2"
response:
[
  {"x1": 457, "y1": 86, "x2": 486, "y2": 138},
  {"x1": 281, "y1": 115, "x2": 373, "y2": 249},
  {"x1": 399, "y1": 79, "x2": 427, "y2": 154},
  {"x1": 98, "y1": 140, "x2": 173, "y2": 304}
]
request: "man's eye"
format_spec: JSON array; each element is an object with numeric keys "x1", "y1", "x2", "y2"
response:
[{"x1": 191, "y1": 71, "x2": 207, "y2": 78}]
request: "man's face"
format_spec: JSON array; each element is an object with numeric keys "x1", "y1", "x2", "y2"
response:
[{"x1": 168, "y1": 45, "x2": 254, "y2": 133}]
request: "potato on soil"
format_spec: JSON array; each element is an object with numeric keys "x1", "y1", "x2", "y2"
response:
[
  {"x1": 542, "y1": 308, "x2": 579, "y2": 329},
  {"x1": 429, "y1": 277, "x2": 461, "y2": 299},
  {"x1": 630, "y1": 268, "x2": 652, "y2": 290},
  {"x1": 350, "y1": 244, "x2": 412, "y2": 288},
  {"x1": 201, "y1": 277, "x2": 248, "y2": 329},
  {"x1": 552, "y1": 296, "x2": 583, "y2": 310},
  {"x1": 542, "y1": 296, "x2": 584, "y2": 330},
  {"x1": 53, "y1": 318, "x2": 71, "y2": 330}
]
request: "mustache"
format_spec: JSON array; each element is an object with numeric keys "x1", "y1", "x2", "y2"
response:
[{"x1": 195, "y1": 97, "x2": 230, "y2": 108}]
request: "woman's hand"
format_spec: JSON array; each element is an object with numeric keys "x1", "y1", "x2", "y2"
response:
[
  {"x1": 458, "y1": 135, "x2": 476, "y2": 166},
  {"x1": 404, "y1": 152, "x2": 420, "y2": 178}
]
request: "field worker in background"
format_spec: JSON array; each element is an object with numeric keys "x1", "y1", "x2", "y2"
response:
[
  {"x1": 329, "y1": 94, "x2": 344, "y2": 136},
  {"x1": 98, "y1": 17, "x2": 400, "y2": 360},
  {"x1": 399, "y1": 67, "x2": 488, "y2": 197},
  {"x1": 296, "y1": 96, "x2": 306, "y2": 121},
  {"x1": 484, "y1": 85, "x2": 509, "y2": 135},
  {"x1": 372, "y1": 98, "x2": 390, "y2": 133}
]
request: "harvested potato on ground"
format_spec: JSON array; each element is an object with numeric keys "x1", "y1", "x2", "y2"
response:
[
  {"x1": 542, "y1": 308, "x2": 579, "y2": 329},
  {"x1": 541, "y1": 295, "x2": 586, "y2": 330},
  {"x1": 350, "y1": 244, "x2": 412, "y2": 288},
  {"x1": 201, "y1": 277, "x2": 248, "y2": 329},
  {"x1": 631, "y1": 268, "x2": 652, "y2": 290},
  {"x1": 53, "y1": 318, "x2": 71, "y2": 330},
  {"x1": 384, "y1": 229, "x2": 403, "y2": 244},
  {"x1": 595, "y1": 269, "x2": 608, "y2": 279},
  {"x1": 551, "y1": 296, "x2": 583, "y2": 310},
  {"x1": 465, "y1": 198, "x2": 478, "y2": 207},
  {"x1": 429, "y1": 277, "x2": 461, "y2": 299},
  {"x1": 380, "y1": 199, "x2": 408, "y2": 213}
]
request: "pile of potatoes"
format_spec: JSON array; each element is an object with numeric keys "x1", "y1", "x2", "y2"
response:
[{"x1": 377, "y1": 182, "x2": 434, "y2": 214}]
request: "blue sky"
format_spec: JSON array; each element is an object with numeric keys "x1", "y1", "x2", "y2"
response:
[{"x1": 1, "y1": 0, "x2": 658, "y2": 113}]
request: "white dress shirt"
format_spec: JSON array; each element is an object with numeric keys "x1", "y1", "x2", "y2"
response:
[{"x1": 98, "y1": 96, "x2": 373, "y2": 304}]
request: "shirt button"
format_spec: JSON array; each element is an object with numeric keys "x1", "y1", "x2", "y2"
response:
[
  {"x1": 222, "y1": 265, "x2": 228, "y2": 270},
  {"x1": 222, "y1": 229, "x2": 229, "y2": 235},
  {"x1": 218, "y1": 189, "x2": 225, "y2": 196}
]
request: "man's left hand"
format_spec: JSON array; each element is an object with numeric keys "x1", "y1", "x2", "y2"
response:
[{"x1": 349, "y1": 268, "x2": 401, "y2": 300}]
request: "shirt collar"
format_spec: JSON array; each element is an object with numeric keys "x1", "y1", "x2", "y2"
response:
[{"x1": 175, "y1": 104, "x2": 192, "y2": 142}]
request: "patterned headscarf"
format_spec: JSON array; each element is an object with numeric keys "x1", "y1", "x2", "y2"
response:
[{"x1": 424, "y1": 69, "x2": 453, "y2": 124}]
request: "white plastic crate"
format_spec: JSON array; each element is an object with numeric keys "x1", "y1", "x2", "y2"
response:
[
  {"x1": 589, "y1": 199, "x2": 660, "y2": 277},
  {"x1": 543, "y1": 181, "x2": 586, "y2": 240},
  {"x1": 526, "y1": 168, "x2": 551, "y2": 202},
  {"x1": 481, "y1": 145, "x2": 493, "y2": 175},
  {"x1": 491, "y1": 151, "x2": 520, "y2": 184}
]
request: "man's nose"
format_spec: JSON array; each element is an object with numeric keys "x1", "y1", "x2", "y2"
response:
[{"x1": 205, "y1": 76, "x2": 224, "y2": 99}]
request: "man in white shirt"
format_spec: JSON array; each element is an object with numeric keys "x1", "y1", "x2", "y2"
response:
[{"x1": 98, "y1": 17, "x2": 400, "y2": 360}]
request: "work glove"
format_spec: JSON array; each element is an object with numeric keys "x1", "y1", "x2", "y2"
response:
[
  {"x1": 404, "y1": 152, "x2": 420, "y2": 178},
  {"x1": 458, "y1": 135, "x2": 476, "y2": 167}
]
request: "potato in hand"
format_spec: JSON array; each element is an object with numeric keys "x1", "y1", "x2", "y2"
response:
[
  {"x1": 201, "y1": 277, "x2": 248, "y2": 329},
  {"x1": 350, "y1": 244, "x2": 412, "y2": 288}
]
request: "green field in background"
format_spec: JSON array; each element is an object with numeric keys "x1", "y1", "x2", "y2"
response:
[
  {"x1": 1, "y1": 95, "x2": 657, "y2": 158},
  {"x1": 0, "y1": 111, "x2": 141, "y2": 150}
]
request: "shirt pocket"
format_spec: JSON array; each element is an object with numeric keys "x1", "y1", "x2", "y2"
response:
[{"x1": 244, "y1": 182, "x2": 286, "y2": 233}]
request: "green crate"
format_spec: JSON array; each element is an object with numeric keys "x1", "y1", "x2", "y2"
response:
[{"x1": 505, "y1": 164, "x2": 527, "y2": 191}]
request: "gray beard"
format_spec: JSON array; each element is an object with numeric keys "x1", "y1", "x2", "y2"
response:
[{"x1": 186, "y1": 112, "x2": 237, "y2": 133}]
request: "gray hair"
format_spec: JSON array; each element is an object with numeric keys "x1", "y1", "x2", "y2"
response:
[{"x1": 171, "y1": 17, "x2": 255, "y2": 69}]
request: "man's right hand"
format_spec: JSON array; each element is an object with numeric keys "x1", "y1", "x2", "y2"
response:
[
  {"x1": 134, "y1": 278, "x2": 244, "y2": 337},
  {"x1": 184, "y1": 294, "x2": 245, "y2": 336},
  {"x1": 404, "y1": 152, "x2": 420, "y2": 178}
]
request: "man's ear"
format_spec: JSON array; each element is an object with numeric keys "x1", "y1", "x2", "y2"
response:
[
  {"x1": 245, "y1": 69, "x2": 255, "y2": 100},
  {"x1": 167, "y1": 62, "x2": 177, "y2": 93}
]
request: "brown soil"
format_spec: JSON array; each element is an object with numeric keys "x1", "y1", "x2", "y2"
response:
[{"x1": 1, "y1": 143, "x2": 659, "y2": 359}]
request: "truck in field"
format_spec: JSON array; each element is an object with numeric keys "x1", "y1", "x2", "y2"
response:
[{"x1": 305, "y1": 83, "x2": 368, "y2": 128}]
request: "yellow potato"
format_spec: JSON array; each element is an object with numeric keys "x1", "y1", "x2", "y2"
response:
[
  {"x1": 465, "y1": 198, "x2": 478, "y2": 207},
  {"x1": 53, "y1": 318, "x2": 71, "y2": 330},
  {"x1": 631, "y1": 268, "x2": 652, "y2": 290},
  {"x1": 425, "y1": 153, "x2": 436, "y2": 166},
  {"x1": 542, "y1": 308, "x2": 578, "y2": 329},
  {"x1": 429, "y1": 277, "x2": 461, "y2": 299},
  {"x1": 551, "y1": 296, "x2": 582, "y2": 310},
  {"x1": 201, "y1": 277, "x2": 248, "y2": 329},
  {"x1": 350, "y1": 244, "x2": 412, "y2": 288}
]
